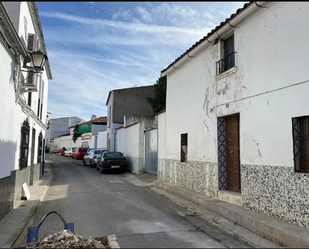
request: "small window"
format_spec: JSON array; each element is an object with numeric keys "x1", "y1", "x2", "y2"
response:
[
  {"x1": 292, "y1": 116, "x2": 309, "y2": 173},
  {"x1": 28, "y1": 92, "x2": 32, "y2": 107},
  {"x1": 216, "y1": 34, "x2": 236, "y2": 75},
  {"x1": 180, "y1": 133, "x2": 188, "y2": 163}
]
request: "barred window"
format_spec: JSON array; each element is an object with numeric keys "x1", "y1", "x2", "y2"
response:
[
  {"x1": 181, "y1": 133, "x2": 188, "y2": 163},
  {"x1": 19, "y1": 120, "x2": 30, "y2": 169},
  {"x1": 37, "y1": 132, "x2": 43, "y2": 163},
  {"x1": 292, "y1": 116, "x2": 309, "y2": 173}
]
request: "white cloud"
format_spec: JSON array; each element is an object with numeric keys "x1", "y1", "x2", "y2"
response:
[
  {"x1": 39, "y1": 11, "x2": 208, "y2": 36},
  {"x1": 41, "y1": 2, "x2": 248, "y2": 120},
  {"x1": 112, "y1": 8, "x2": 134, "y2": 22},
  {"x1": 134, "y1": 6, "x2": 152, "y2": 22}
]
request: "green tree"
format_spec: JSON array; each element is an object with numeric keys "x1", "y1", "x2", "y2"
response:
[
  {"x1": 147, "y1": 75, "x2": 167, "y2": 114},
  {"x1": 72, "y1": 124, "x2": 80, "y2": 143}
]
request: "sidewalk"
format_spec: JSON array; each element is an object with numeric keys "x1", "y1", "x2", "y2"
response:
[
  {"x1": 152, "y1": 179, "x2": 309, "y2": 248},
  {"x1": 0, "y1": 162, "x2": 53, "y2": 248}
]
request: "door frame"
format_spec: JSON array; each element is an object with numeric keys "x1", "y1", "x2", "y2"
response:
[
  {"x1": 217, "y1": 113, "x2": 241, "y2": 192},
  {"x1": 30, "y1": 128, "x2": 36, "y2": 186}
]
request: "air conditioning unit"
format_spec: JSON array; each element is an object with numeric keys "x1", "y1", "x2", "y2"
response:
[
  {"x1": 27, "y1": 33, "x2": 37, "y2": 52},
  {"x1": 21, "y1": 72, "x2": 38, "y2": 92}
]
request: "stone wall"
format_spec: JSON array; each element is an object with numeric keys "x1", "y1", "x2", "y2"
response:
[
  {"x1": 242, "y1": 164, "x2": 309, "y2": 228},
  {"x1": 164, "y1": 159, "x2": 218, "y2": 197}
]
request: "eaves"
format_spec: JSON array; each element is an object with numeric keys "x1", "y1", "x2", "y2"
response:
[
  {"x1": 0, "y1": 3, "x2": 29, "y2": 60},
  {"x1": 27, "y1": 2, "x2": 52, "y2": 80},
  {"x1": 160, "y1": 1, "x2": 267, "y2": 77}
]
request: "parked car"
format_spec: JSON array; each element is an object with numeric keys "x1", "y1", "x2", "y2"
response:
[
  {"x1": 72, "y1": 147, "x2": 88, "y2": 159},
  {"x1": 64, "y1": 147, "x2": 77, "y2": 157},
  {"x1": 96, "y1": 151, "x2": 127, "y2": 173},
  {"x1": 83, "y1": 149, "x2": 108, "y2": 167}
]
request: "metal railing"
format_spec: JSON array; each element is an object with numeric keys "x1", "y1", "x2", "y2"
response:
[{"x1": 216, "y1": 52, "x2": 236, "y2": 75}]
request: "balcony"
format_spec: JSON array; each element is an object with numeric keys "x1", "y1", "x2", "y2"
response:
[{"x1": 216, "y1": 52, "x2": 236, "y2": 75}]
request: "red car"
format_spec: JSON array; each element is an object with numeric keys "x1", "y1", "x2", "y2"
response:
[{"x1": 72, "y1": 147, "x2": 88, "y2": 159}]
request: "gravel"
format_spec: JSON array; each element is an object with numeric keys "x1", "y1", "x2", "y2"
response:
[{"x1": 26, "y1": 230, "x2": 105, "y2": 248}]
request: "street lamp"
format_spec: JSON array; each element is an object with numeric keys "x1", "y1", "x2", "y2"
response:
[
  {"x1": 30, "y1": 51, "x2": 47, "y2": 71},
  {"x1": 19, "y1": 50, "x2": 48, "y2": 91},
  {"x1": 22, "y1": 50, "x2": 48, "y2": 73}
]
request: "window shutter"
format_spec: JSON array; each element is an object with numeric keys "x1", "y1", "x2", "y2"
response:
[
  {"x1": 27, "y1": 33, "x2": 37, "y2": 52},
  {"x1": 26, "y1": 72, "x2": 34, "y2": 85}
]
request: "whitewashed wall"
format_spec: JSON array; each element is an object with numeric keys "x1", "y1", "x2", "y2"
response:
[
  {"x1": 164, "y1": 2, "x2": 309, "y2": 228},
  {"x1": 115, "y1": 127, "x2": 125, "y2": 154},
  {"x1": 124, "y1": 122, "x2": 144, "y2": 174},
  {"x1": 90, "y1": 135, "x2": 97, "y2": 148},
  {"x1": 0, "y1": 42, "x2": 18, "y2": 178},
  {"x1": 157, "y1": 112, "x2": 166, "y2": 180},
  {"x1": 0, "y1": 2, "x2": 50, "y2": 178},
  {"x1": 49, "y1": 135, "x2": 91, "y2": 151},
  {"x1": 97, "y1": 131, "x2": 107, "y2": 149}
]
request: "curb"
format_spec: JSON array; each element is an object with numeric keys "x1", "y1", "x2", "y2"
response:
[
  {"x1": 6, "y1": 162, "x2": 53, "y2": 248},
  {"x1": 153, "y1": 179, "x2": 309, "y2": 248}
]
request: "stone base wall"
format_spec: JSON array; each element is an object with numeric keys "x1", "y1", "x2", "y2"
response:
[
  {"x1": 11, "y1": 163, "x2": 41, "y2": 209},
  {"x1": 242, "y1": 164, "x2": 309, "y2": 228},
  {"x1": 12, "y1": 166, "x2": 30, "y2": 208},
  {"x1": 0, "y1": 175, "x2": 14, "y2": 220},
  {"x1": 165, "y1": 159, "x2": 218, "y2": 197}
]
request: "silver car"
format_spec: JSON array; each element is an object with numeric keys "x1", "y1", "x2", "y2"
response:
[
  {"x1": 83, "y1": 149, "x2": 108, "y2": 167},
  {"x1": 64, "y1": 147, "x2": 77, "y2": 157}
]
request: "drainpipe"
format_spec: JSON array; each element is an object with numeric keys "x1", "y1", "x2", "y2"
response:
[{"x1": 161, "y1": 2, "x2": 267, "y2": 77}]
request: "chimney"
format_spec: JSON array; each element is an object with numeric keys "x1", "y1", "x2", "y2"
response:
[{"x1": 91, "y1": 115, "x2": 97, "y2": 120}]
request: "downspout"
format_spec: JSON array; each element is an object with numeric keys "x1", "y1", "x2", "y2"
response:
[{"x1": 161, "y1": 2, "x2": 267, "y2": 77}]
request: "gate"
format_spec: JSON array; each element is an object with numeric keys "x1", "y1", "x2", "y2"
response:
[{"x1": 144, "y1": 129, "x2": 158, "y2": 175}]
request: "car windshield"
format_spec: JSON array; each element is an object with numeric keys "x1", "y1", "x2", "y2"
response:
[
  {"x1": 72, "y1": 148, "x2": 77, "y2": 152},
  {"x1": 80, "y1": 148, "x2": 88, "y2": 152},
  {"x1": 104, "y1": 152, "x2": 124, "y2": 159},
  {"x1": 94, "y1": 150, "x2": 103, "y2": 155}
]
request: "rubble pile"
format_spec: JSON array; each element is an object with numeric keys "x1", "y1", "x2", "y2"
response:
[{"x1": 26, "y1": 230, "x2": 105, "y2": 248}]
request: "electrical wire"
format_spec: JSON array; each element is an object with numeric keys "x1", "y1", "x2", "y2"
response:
[{"x1": 213, "y1": 78, "x2": 309, "y2": 109}]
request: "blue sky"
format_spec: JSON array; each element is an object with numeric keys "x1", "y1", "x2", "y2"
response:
[{"x1": 37, "y1": 1, "x2": 247, "y2": 121}]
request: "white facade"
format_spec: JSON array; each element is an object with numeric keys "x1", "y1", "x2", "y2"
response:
[
  {"x1": 124, "y1": 122, "x2": 144, "y2": 174},
  {"x1": 45, "y1": 116, "x2": 83, "y2": 145},
  {"x1": 49, "y1": 134, "x2": 91, "y2": 152},
  {"x1": 97, "y1": 131, "x2": 107, "y2": 149},
  {"x1": 0, "y1": 2, "x2": 52, "y2": 218},
  {"x1": 160, "y1": 2, "x2": 309, "y2": 228},
  {"x1": 115, "y1": 127, "x2": 124, "y2": 153},
  {"x1": 157, "y1": 111, "x2": 166, "y2": 180}
]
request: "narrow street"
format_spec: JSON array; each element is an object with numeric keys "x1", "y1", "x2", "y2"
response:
[{"x1": 15, "y1": 154, "x2": 252, "y2": 248}]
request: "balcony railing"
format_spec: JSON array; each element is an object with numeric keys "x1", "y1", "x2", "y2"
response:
[{"x1": 216, "y1": 52, "x2": 236, "y2": 75}]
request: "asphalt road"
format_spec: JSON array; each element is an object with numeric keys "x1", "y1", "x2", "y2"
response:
[{"x1": 15, "y1": 154, "x2": 252, "y2": 248}]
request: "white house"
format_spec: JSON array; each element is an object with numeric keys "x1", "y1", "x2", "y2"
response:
[
  {"x1": 45, "y1": 116, "x2": 84, "y2": 146},
  {"x1": 159, "y1": 2, "x2": 309, "y2": 228},
  {"x1": 106, "y1": 85, "x2": 155, "y2": 151},
  {"x1": 0, "y1": 2, "x2": 52, "y2": 220}
]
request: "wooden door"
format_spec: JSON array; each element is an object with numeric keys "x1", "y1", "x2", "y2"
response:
[{"x1": 226, "y1": 114, "x2": 241, "y2": 192}]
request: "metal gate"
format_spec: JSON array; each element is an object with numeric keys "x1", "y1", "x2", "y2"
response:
[{"x1": 145, "y1": 129, "x2": 158, "y2": 175}]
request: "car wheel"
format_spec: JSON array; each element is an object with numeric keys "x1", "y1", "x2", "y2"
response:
[
  {"x1": 96, "y1": 163, "x2": 99, "y2": 171},
  {"x1": 83, "y1": 159, "x2": 86, "y2": 165},
  {"x1": 89, "y1": 160, "x2": 93, "y2": 168}
]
